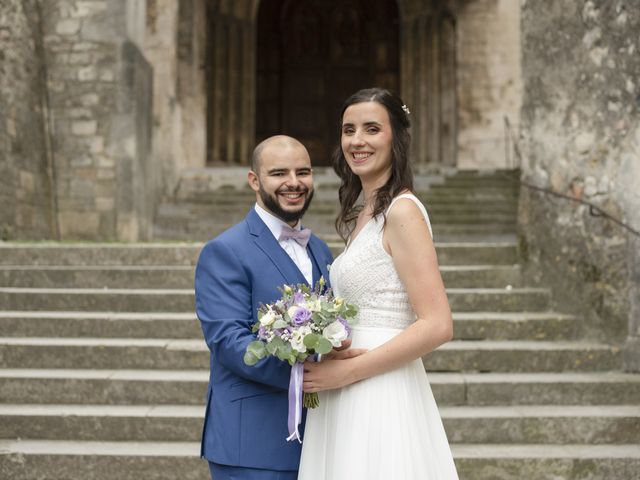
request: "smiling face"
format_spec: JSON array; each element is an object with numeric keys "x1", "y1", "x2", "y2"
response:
[
  {"x1": 340, "y1": 101, "x2": 394, "y2": 185},
  {"x1": 248, "y1": 141, "x2": 314, "y2": 225}
]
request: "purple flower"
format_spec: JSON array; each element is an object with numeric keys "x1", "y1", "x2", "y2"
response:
[
  {"x1": 291, "y1": 306, "x2": 312, "y2": 326},
  {"x1": 257, "y1": 325, "x2": 268, "y2": 340},
  {"x1": 293, "y1": 291, "x2": 305, "y2": 304},
  {"x1": 337, "y1": 316, "x2": 352, "y2": 336}
]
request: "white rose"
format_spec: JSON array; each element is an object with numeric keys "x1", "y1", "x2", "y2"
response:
[
  {"x1": 287, "y1": 306, "x2": 299, "y2": 319},
  {"x1": 290, "y1": 325, "x2": 312, "y2": 353},
  {"x1": 259, "y1": 310, "x2": 276, "y2": 326},
  {"x1": 323, "y1": 321, "x2": 348, "y2": 347}
]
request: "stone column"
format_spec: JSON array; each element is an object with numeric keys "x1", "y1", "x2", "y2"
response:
[
  {"x1": 399, "y1": 1, "x2": 456, "y2": 166},
  {"x1": 41, "y1": 0, "x2": 154, "y2": 240}
]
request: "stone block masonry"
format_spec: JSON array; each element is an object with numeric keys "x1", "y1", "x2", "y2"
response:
[
  {"x1": 0, "y1": 0, "x2": 55, "y2": 240},
  {"x1": 519, "y1": 1, "x2": 640, "y2": 369},
  {"x1": 0, "y1": 0, "x2": 156, "y2": 241},
  {"x1": 39, "y1": 0, "x2": 155, "y2": 241}
]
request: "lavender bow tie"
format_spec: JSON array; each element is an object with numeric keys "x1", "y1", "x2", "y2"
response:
[{"x1": 279, "y1": 226, "x2": 312, "y2": 247}]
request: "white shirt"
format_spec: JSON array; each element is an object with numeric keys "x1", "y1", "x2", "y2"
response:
[{"x1": 254, "y1": 204, "x2": 313, "y2": 285}]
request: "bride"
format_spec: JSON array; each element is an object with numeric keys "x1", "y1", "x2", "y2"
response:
[{"x1": 298, "y1": 88, "x2": 459, "y2": 479}]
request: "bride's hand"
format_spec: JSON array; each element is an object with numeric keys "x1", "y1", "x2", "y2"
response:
[
  {"x1": 322, "y1": 347, "x2": 367, "y2": 361},
  {"x1": 303, "y1": 352, "x2": 366, "y2": 392},
  {"x1": 333, "y1": 339, "x2": 352, "y2": 352}
]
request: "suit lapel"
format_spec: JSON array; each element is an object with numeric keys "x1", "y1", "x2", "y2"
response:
[
  {"x1": 307, "y1": 236, "x2": 330, "y2": 287},
  {"x1": 246, "y1": 209, "x2": 307, "y2": 286}
]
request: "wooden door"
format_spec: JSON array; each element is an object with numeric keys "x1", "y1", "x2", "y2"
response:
[{"x1": 256, "y1": 0, "x2": 399, "y2": 166}]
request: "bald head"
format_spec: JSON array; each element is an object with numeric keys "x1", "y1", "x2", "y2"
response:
[{"x1": 251, "y1": 135, "x2": 308, "y2": 173}]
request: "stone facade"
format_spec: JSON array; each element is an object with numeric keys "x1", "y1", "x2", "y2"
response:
[
  {"x1": 518, "y1": 1, "x2": 640, "y2": 369},
  {"x1": 2, "y1": 0, "x2": 638, "y2": 369},
  {"x1": 0, "y1": 0, "x2": 55, "y2": 240},
  {"x1": 0, "y1": 0, "x2": 524, "y2": 242}
]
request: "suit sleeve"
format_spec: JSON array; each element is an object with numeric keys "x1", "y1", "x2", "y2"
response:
[{"x1": 195, "y1": 239, "x2": 291, "y2": 390}]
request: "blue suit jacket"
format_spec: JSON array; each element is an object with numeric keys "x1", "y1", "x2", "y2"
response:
[{"x1": 195, "y1": 209, "x2": 333, "y2": 471}]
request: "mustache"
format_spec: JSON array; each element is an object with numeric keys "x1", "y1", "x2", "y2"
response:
[{"x1": 277, "y1": 187, "x2": 309, "y2": 193}]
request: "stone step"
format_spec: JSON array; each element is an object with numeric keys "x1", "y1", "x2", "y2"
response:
[
  {"x1": 442, "y1": 265, "x2": 522, "y2": 287},
  {"x1": 452, "y1": 312, "x2": 577, "y2": 340},
  {"x1": 153, "y1": 222, "x2": 519, "y2": 242},
  {"x1": 427, "y1": 341, "x2": 620, "y2": 372},
  {"x1": 0, "y1": 440, "x2": 209, "y2": 480},
  {"x1": 0, "y1": 339, "x2": 618, "y2": 371},
  {"x1": 441, "y1": 405, "x2": 640, "y2": 444},
  {"x1": 0, "y1": 244, "x2": 203, "y2": 267},
  {"x1": 0, "y1": 266, "x2": 197, "y2": 289},
  {"x1": 0, "y1": 441, "x2": 637, "y2": 480},
  {"x1": 155, "y1": 210, "x2": 518, "y2": 228},
  {"x1": 0, "y1": 287, "x2": 549, "y2": 312},
  {"x1": 2, "y1": 404, "x2": 637, "y2": 444},
  {"x1": 157, "y1": 200, "x2": 518, "y2": 217},
  {"x1": 163, "y1": 197, "x2": 519, "y2": 214},
  {"x1": 0, "y1": 312, "x2": 575, "y2": 341},
  {"x1": 0, "y1": 242, "x2": 517, "y2": 266},
  {"x1": 452, "y1": 444, "x2": 640, "y2": 480},
  {"x1": 152, "y1": 224, "x2": 519, "y2": 242},
  {"x1": 2, "y1": 370, "x2": 638, "y2": 406},
  {"x1": 0, "y1": 264, "x2": 521, "y2": 289}
]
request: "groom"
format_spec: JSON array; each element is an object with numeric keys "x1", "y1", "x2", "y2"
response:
[{"x1": 195, "y1": 135, "x2": 333, "y2": 480}]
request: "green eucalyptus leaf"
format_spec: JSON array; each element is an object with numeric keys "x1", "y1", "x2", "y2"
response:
[
  {"x1": 272, "y1": 319, "x2": 288, "y2": 329},
  {"x1": 244, "y1": 351, "x2": 259, "y2": 366},
  {"x1": 303, "y1": 333, "x2": 321, "y2": 349},
  {"x1": 244, "y1": 340, "x2": 266, "y2": 366},
  {"x1": 315, "y1": 336, "x2": 333, "y2": 355}
]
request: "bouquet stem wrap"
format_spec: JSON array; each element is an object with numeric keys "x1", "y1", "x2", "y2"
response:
[{"x1": 286, "y1": 362, "x2": 304, "y2": 443}]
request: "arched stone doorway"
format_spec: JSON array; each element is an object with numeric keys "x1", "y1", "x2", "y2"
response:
[{"x1": 255, "y1": 0, "x2": 400, "y2": 166}]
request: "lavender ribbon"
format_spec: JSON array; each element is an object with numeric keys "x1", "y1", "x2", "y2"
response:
[{"x1": 286, "y1": 362, "x2": 304, "y2": 443}]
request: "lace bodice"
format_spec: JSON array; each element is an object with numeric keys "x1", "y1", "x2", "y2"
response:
[{"x1": 329, "y1": 194, "x2": 433, "y2": 330}]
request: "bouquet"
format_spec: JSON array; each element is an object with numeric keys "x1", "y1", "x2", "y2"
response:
[{"x1": 243, "y1": 277, "x2": 358, "y2": 442}]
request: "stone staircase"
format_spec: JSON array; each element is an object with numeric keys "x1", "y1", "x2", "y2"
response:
[
  {"x1": 153, "y1": 168, "x2": 520, "y2": 242},
  {"x1": 1, "y1": 169, "x2": 639, "y2": 479}
]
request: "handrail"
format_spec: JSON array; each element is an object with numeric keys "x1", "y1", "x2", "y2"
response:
[{"x1": 502, "y1": 116, "x2": 640, "y2": 238}]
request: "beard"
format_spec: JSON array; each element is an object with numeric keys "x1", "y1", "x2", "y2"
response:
[{"x1": 258, "y1": 184, "x2": 314, "y2": 224}]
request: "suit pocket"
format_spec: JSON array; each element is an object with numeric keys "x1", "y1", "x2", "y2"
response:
[{"x1": 229, "y1": 380, "x2": 282, "y2": 402}]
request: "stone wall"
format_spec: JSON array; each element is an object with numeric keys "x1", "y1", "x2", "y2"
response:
[
  {"x1": 38, "y1": 0, "x2": 155, "y2": 240},
  {"x1": 519, "y1": 1, "x2": 640, "y2": 369},
  {"x1": 456, "y1": 0, "x2": 522, "y2": 169},
  {"x1": 0, "y1": 0, "x2": 54, "y2": 240}
]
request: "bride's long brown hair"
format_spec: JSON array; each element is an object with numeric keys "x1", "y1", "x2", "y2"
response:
[{"x1": 333, "y1": 88, "x2": 414, "y2": 242}]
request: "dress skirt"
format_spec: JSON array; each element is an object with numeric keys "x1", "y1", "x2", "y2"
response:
[{"x1": 298, "y1": 326, "x2": 459, "y2": 480}]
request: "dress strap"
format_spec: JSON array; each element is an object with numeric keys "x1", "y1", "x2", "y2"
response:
[{"x1": 386, "y1": 193, "x2": 433, "y2": 237}]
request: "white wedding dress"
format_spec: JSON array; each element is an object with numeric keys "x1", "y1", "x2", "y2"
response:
[{"x1": 298, "y1": 194, "x2": 458, "y2": 480}]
